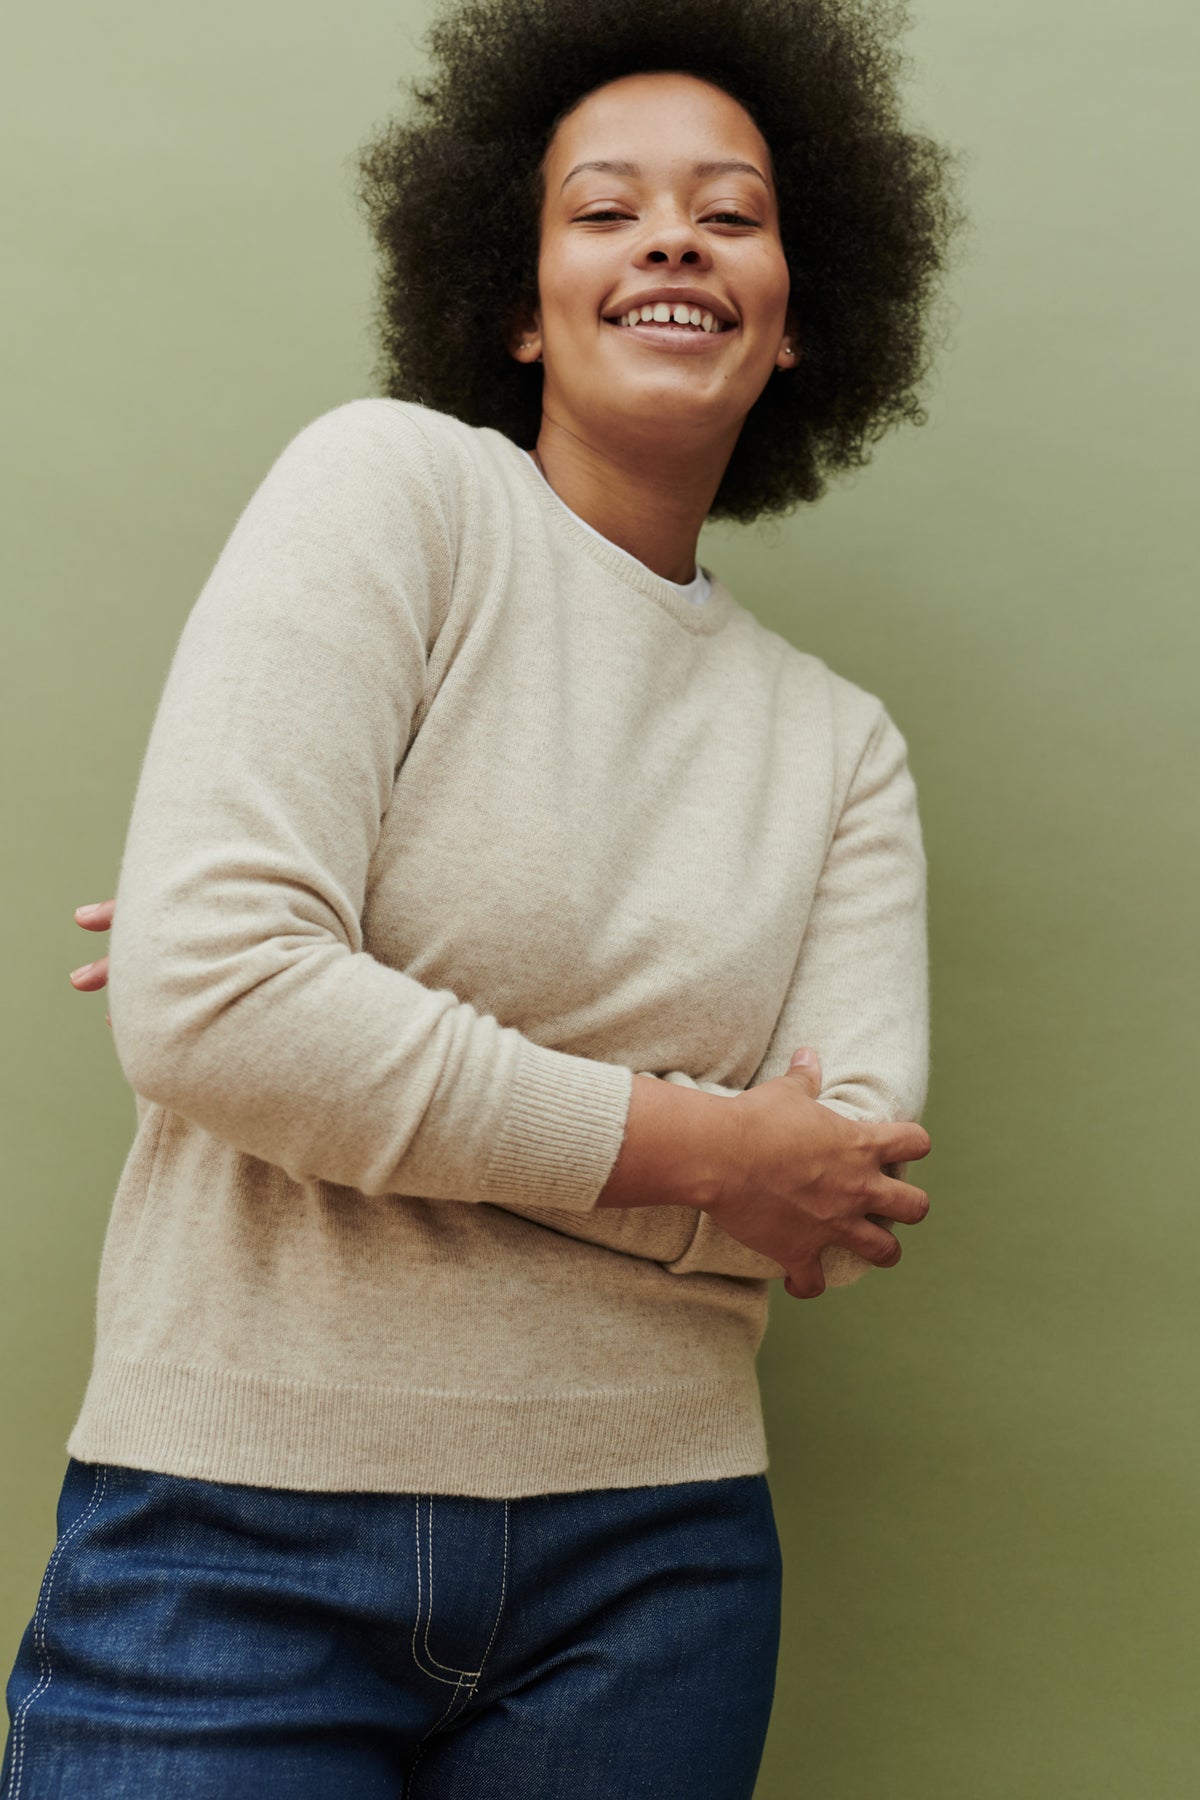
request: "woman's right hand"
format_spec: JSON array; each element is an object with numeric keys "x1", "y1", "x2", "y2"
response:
[
  {"x1": 70, "y1": 899, "x2": 114, "y2": 1025},
  {"x1": 706, "y1": 1048, "x2": 932, "y2": 1300}
]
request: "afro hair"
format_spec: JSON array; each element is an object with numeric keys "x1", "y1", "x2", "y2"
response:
[{"x1": 355, "y1": 0, "x2": 966, "y2": 521}]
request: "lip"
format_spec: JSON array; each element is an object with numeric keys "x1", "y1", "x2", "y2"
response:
[
  {"x1": 602, "y1": 288, "x2": 738, "y2": 328},
  {"x1": 603, "y1": 318, "x2": 732, "y2": 354}
]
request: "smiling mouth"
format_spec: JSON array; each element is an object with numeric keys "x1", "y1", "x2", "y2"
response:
[{"x1": 603, "y1": 304, "x2": 735, "y2": 335}]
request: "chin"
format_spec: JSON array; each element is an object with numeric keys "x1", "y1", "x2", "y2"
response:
[{"x1": 599, "y1": 376, "x2": 742, "y2": 435}]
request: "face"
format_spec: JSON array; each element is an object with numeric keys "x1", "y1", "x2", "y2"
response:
[{"x1": 512, "y1": 71, "x2": 797, "y2": 456}]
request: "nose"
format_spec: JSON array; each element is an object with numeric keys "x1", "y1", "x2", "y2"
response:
[{"x1": 636, "y1": 205, "x2": 712, "y2": 270}]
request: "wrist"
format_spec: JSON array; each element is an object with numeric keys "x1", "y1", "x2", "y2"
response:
[{"x1": 596, "y1": 1077, "x2": 737, "y2": 1212}]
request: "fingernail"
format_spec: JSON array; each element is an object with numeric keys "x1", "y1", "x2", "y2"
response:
[
  {"x1": 790, "y1": 1049, "x2": 815, "y2": 1067},
  {"x1": 70, "y1": 963, "x2": 95, "y2": 980},
  {"x1": 76, "y1": 903, "x2": 106, "y2": 916}
]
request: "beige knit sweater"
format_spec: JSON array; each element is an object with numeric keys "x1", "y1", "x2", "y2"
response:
[{"x1": 67, "y1": 398, "x2": 929, "y2": 1498}]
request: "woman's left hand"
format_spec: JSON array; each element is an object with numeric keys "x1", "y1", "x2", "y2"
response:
[{"x1": 70, "y1": 899, "x2": 114, "y2": 1025}]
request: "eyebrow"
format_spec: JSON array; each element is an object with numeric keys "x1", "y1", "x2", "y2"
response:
[{"x1": 559, "y1": 158, "x2": 769, "y2": 192}]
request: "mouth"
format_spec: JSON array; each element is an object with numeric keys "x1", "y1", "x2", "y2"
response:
[
  {"x1": 603, "y1": 302, "x2": 735, "y2": 336},
  {"x1": 601, "y1": 304, "x2": 737, "y2": 357}
]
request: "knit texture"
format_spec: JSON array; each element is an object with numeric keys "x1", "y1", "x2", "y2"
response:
[{"x1": 68, "y1": 399, "x2": 929, "y2": 1497}]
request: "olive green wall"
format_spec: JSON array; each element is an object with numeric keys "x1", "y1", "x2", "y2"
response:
[{"x1": 3, "y1": 3, "x2": 1195, "y2": 1794}]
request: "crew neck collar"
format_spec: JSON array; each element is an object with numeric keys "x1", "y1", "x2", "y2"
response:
[
  {"x1": 488, "y1": 430, "x2": 737, "y2": 637},
  {"x1": 522, "y1": 450, "x2": 711, "y2": 604}
]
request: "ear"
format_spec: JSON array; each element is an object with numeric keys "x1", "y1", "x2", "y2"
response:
[
  {"x1": 774, "y1": 307, "x2": 802, "y2": 372},
  {"x1": 507, "y1": 308, "x2": 543, "y2": 365}
]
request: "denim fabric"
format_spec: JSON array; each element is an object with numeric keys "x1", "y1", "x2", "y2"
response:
[{"x1": 3, "y1": 1458, "x2": 782, "y2": 1798}]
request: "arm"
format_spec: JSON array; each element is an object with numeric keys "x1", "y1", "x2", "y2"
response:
[
  {"x1": 662, "y1": 701, "x2": 930, "y2": 1285},
  {"x1": 525, "y1": 699, "x2": 929, "y2": 1285},
  {"x1": 73, "y1": 893, "x2": 733, "y2": 1262},
  {"x1": 105, "y1": 402, "x2": 633, "y2": 1212},
  {"x1": 78, "y1": 703, "x2": 927, "y2": 1283}
]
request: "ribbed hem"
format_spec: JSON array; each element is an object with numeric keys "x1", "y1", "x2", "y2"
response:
[
  {"x1": 481, "y1": 1041, "x2": 634, "y2": 1213},
  {"x1": 66, "y1": 1356, "x2": 767, "y2": 1499}
]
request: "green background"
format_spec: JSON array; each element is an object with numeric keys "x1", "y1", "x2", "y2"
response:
[{"x1": 3, "y1": 2, "x2": 1196, "y2": 1794}]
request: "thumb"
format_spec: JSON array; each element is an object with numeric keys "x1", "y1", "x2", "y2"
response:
[{"x1": 786, "y1": 1047, "x2": 822, "y2": 1095}]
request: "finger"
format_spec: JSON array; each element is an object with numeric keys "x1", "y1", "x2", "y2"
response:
[
  {"x1": 850, "y1": 1219, "x2": 904, "y2": 1266},
  {"x1": 69, "y1": 958, "x2": 110, "y2": 990},
  {"x1": 783, "y1": 1265, "x2": 826, "y2": 1301},
  {"x1": 870, "y1": 1174, "x2": 930, "y2": 1226},
  {"x1": 75, "y1": 900, "x2": 115, "y2": 930},
  {"x1": 876, "y1": 1120, "x2": 931, "y2": 1164},
  {"x1": 785, "y1": 1047, "x2": 823, "y2": 1097}
]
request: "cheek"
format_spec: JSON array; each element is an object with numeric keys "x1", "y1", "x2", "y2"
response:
[
  {"x1": 755, "y1": 250, "x2": 793, "y2": 325},
  {"x1": 732, "y1": 231, "x2": 791, "y2": 321},
  {"x1": 537, "y1": 244, "x2": 602, "y2": 336}
]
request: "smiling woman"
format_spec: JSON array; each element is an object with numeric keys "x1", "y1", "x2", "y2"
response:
[
  {"x1": 10, "y1": 0, "x2": 960, "y2": 1795},
  {"x1": 357, "y1": 0, "x2": 963, "y2": 520},
  {"x1": 503, "y1": 69, "x2": 801, "y2": 582}
]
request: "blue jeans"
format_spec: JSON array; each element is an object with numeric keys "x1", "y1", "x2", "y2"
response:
[{"x1": 3, "y1": 1458, "x2": 782, "y2": 1798}]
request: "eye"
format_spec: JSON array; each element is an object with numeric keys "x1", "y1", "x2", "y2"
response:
[{"x1": 575, "y1": 207, "x2": 760, "y2": 226}]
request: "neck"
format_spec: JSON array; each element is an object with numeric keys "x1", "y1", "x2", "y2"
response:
[{"x1": 530, "y1": 412, "x2": 737, "y2": 584}]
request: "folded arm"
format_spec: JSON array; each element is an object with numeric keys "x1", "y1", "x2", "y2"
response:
[
  {"x1": 98, "y1": 401, "x2": 925, "y2": 1282},
  {"x1": 663, "y1": 701, "x2": 930, "y2": 1284},
  {"x1": 106, "y1": 402, "x2": 634, "y2": 1213}
]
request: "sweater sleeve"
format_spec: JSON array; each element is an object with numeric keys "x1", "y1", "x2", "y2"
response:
[
  {"x1": 107, "y1": 402, "x2": 633, "y2": 1214},
  {"x1": 664, "y1": 702, "x2": 930, "y2": 1285}
]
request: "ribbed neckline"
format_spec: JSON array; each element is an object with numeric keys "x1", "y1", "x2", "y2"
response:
[
  {"x1": 521, "y1": 450, "x2": 712, "y2": 606},
  {"x1": 488, "y1": 429, "x2": 737, "y2": 637}
]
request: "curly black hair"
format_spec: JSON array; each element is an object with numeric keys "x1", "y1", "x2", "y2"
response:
[{"x1": 354, "y1": 0, "x2": 966, "y2": 522}]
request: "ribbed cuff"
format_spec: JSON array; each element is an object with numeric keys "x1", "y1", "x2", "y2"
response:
[{"x1": 480, "y1": 1040, "x2": 634, "y2": 1213}]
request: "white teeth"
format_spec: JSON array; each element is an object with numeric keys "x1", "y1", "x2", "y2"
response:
[{"x1": 613, "y1": 303, "x2": 729, "y2": 332}]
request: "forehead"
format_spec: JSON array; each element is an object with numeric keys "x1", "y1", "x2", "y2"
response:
[{"x1": 544, "y1": 71, "x2": 773, "y2": 184}]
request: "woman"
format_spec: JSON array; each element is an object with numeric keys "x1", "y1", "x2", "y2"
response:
[{"x1": 8, "y1": 0, "x2": 960, "y2": 1793}]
